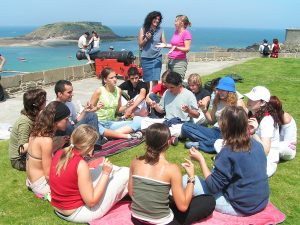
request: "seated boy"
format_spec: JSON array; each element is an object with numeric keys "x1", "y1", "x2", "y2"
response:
[{"x1": 119, "y1": 67, "x2": 149, "y2": 118}]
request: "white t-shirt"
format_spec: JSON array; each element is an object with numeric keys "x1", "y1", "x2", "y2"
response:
[
  {"x1": 280, "y1": 117, "x2": 297, "y2": 143},
  {"x1": 78, "y1": 35, "x2": 87, "y2": 49},
  {"x1": 65, "y1": 101, "x2": 77, "y2": 123},
  {"x1": 256, "y1": 115, "x2": 280, "y2": 163}
]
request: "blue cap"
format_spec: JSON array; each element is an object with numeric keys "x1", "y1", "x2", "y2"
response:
[{"x1": 216, "y1": 77, "x2": 235, "y2": 92}]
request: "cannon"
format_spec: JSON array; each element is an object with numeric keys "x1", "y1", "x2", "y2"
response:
[{"x1": 76, "y1": 50, "x2": 142, "y2": 79}]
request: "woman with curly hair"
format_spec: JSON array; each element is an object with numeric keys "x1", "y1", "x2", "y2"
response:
[
  {"x1": 139, "y1": 11, "x2": 166, "y2": 88},
  {"x1": 26, "y1": 101, "x2": 70, "y2": 198},
  {"x1": 9, "y1": 88, "x2": 47, "y2": 171},
  {"x1": 269, "y1": 96, "x2": 297, "y2": 161},
  {"x1": 245, "y1": 86, "x2": 280, "y2": 177},
  {"x1": 182, "y1": 77, "x2": 243, "y2": 153}
]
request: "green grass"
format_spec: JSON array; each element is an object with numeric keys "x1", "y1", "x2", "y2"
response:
[{"x1": 1, "y1": 58, "x2": 299, "y2": 224}]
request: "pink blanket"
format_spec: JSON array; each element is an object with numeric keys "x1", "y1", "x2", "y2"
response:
[{"x1": 90, "y1": 201, "x2": 285, "y2": 225}]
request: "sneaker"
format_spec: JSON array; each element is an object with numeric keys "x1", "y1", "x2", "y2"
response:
[
  {"x1": 170, "y1": 136, "x2": 178, "y2": 146},
  {"x1": 129, "y1": 131, "x2": 143, "y2": 139},
  {"x1": 101, "y1": 137, "x2": 109, "y2": 145},
  {"x1": 185, "y1": 141, "x2": 199, "y2": 149}
]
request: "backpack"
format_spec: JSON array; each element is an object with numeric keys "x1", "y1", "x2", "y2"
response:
[{"x1": 262, "y1": 45, "x2": 270, "y2": 56}]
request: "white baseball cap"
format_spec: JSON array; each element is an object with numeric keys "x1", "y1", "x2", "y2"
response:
[{"x1": 244, "y1": 86, "x2": 271, "y2": 102}]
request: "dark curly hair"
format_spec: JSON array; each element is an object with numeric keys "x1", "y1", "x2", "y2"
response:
[
  {"x1": 248, "y1": 101, "x2": 280, "y2": 128},
  {"x1": 31, "y1": 101, "x2": 61, "y2": 138},
  {"x1": 143, "y1": 11, "x2": 163, "y2": 33},
  {"x1": 21, "y1": 88, "x2": 47, "y2": 121}
]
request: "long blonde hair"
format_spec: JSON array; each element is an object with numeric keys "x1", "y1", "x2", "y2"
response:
[{"x1": 56, "y1": 125, "x2": 99, "y2": 175}]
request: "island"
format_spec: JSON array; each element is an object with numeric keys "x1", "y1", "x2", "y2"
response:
[{"x1": 0, "y1": 21, "x2": 134, "y2": 47}]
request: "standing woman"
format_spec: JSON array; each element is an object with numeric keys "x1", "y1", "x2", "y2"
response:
[
  {"x1": 26, "y1": 101, "x2": 70, "y2": 198},
  {"x1": 139, "y1": 11, "x2": 166, "y2": 88},
  {"x1": 157, "y1": 15, "x2": 192, "y2": 80},
  {"x1": 9, "y1": 88, "x2": 47, "y2": 171}
]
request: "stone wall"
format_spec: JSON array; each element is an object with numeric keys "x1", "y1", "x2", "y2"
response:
[
  {"x1": 2, "y1": 51, "x2": 300, "y2": 94},
  {"x1": 285, "y1": 29, "x2": 300, "y2": 45},
  {"x1": 1, "y1": 64, "x2": 96, "y2": 94}
]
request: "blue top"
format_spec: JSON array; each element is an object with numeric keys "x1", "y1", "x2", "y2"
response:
[
  {"x1": 141, "y1": 27, "x2": 163, "y2": 59},
  {"x1": 206, "y1": 139, "x2": 269, "y2": 215}
]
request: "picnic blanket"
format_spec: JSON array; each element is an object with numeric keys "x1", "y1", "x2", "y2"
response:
[{"x1": 90, "y1": 201, "x2": 285, "y2": 225}]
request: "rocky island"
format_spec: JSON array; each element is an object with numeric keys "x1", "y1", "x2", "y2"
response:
[{"x1": 0, "y1": 21, "x2": 134, "y2": 47}]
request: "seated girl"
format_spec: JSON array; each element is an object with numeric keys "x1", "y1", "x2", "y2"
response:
[
  {"x1": 182, "y1": 77, "x2": 243, "y2": 153},
  {"x1": 187, "y1": 73, "x2": 211, "y2": 125},
  {"x1": 26, "y1": 101, "x2": 70, "y2": 198},
  {"x1": 49, "y1": 125, "x2": 129, "y2": 223},
  {"x1": 9, "y1": 88, "x2": 47, "y2": 171},
  {"x1": 129, "y1": 123, "x2": 215, "y2": 225},
  {"x1": 90, "y1": 67, "x2": 143, "y2": 139},
  {"x1": 187, "y1": 106, "x2": 269, "y2": 216},
  {"x1": 269, "y1": 95, "x2": 297, "y2": 161},
  {"x1": 119, "y1": 67, "x2": 149, "y2": 118},
  {"x1": 245, "y1": 86, "x2": 280, "y2": 177}
]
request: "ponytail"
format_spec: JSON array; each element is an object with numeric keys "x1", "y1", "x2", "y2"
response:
[{"x1": 56, "y1": 144, "x2": 74, "y2": 175}]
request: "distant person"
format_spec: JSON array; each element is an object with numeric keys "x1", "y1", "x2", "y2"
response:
[
  {"x1": 187, "y1": 106, "x2": 269, "y2": 216},
  {"x1": 87, "y1": 31, "x2": 100, "y2": 57},
  {"x1": 129, "y1": 123, "x2": 215, "y2": 225},
  {"x1": 259, "y1": 39, "x2": 270, "y2": 57},
  {"x1": 49, "y1": 125, "x2": 129, "y2": 223},
  {"x1": 270, "y1": 38, "x2": 280, "y2": 58},
  {"x1": 139, "y1": 11, "x2": 166, "y2": 88},
  {"x1": 9, "y1": 89, "x2": 47, "y2": 171},
  {"x1": 26, "y1": 101, "x2": 70, "y2": 199},
  {"x1": 109, "y1": 46, "x2": 114, "y2": 52},
  {"x1": 0, "y1": 53, "x2": 5, "y2": 72},
  {"x1": 269, "y1": 96, "x2": 297, "y2": 161},
  {"x1": 119, "y1": 67, "x2": 149, "y2": 118},
  {"x1": 78, "y1": 32, "x2": 92, "y2": 64},
  {"x1": 156, "y1": 15, "x2": 192, "y2": 80}
]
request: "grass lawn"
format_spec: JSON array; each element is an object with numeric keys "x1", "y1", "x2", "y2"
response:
[{"x1": 0, "y1": 58, "x2": 299, "y2": 224}]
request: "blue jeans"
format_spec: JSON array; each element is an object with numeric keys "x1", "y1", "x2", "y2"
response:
[
  {"x1": 181, "y1": 123, "x2": 221, "y2": 153},
  {"x1": 65, "y1": 112, "x2": 102, "y2": 144},
  {"x1": 98, "y1": 116, "x2": 142, "y2": 135},
  {"x1": 182, "y1": 175, "x2": 242, "y2": 216}
]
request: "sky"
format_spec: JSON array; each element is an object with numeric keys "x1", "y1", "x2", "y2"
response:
[{"x1": 2, "y1": 0, "x2": 300, "y2": 29}]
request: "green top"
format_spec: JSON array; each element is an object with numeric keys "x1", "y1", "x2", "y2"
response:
[
  {"x1": 96, "y1": 86, "x2": 120, "y2": 121},
  {"x1": 9, "y1": 114, "x2": 33, "y2": 160},
  {"x1": 131, "y1": 175, "x2": 171, "y2": 220}
]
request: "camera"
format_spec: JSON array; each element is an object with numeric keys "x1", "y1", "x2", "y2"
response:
[{"x1": 148, "y1": 28, "x2": 155, "y2": 36}]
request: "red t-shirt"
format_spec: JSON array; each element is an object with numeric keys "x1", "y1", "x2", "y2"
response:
[
  {"x1": 49, "y1": 149, "x2": 85, "y2": 210},
  {"x1": 151, "y1": 83, "x2": 167, "y2": 97}
]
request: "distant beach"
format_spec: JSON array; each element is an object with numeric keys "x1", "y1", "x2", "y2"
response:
[{"x1": 0, "y1": 26, "x2": 285, "y2": 74}]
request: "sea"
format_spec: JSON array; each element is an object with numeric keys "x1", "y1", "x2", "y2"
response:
[{"x1": 0, "y1": 26, "x2": 285, "y2": 76}]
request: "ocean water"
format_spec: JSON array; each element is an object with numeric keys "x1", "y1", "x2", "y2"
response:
[{"x1": 0, "y1": 26, "x2": 285, "y2": 75}]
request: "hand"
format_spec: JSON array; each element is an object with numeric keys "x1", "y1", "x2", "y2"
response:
[
  {"x1": 83, "y1": 101, "x2": 93, "y2": 112},
  {"x1": 198, "y1": 100, "x2": 207, "y2": 111},
  {"x1": 102, "y1": 158, "x2": 113, "y2": 175},
  {"x1": 96, "y1": 101, "x2": 105, "y2": 110},
  {"x1": 124, "y1": 108, "x2": 133, "y2": 119},
  {"x1": 168, "y1": 46, "x2": 176, "y2": 54},
  {"x1": 181, "y1": 104, "x2": 190, "y2": 113},
  {"x1": 149, "y1": 100, "x2": 157, "y2": 108},
  {"x1": 145, "y1": 31, "x2": 152, "y2": 40},
  {"x1": 248, "y1": 117, "x2": 259, "y2": 135},
  {"x1": 181, "y1": 158, "x2": 195, "y2": 178},
  {"x1": 126, "y1": 99, "x2": 134, "y2": 108},
  {"x1": 189, "y1": 147, "x2": 205, "y2": 163}
]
